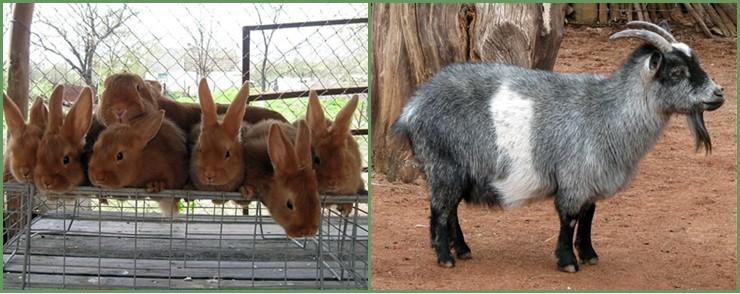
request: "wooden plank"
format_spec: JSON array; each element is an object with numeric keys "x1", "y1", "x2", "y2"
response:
[
  {"x1": 27, "y1": 217, "x2": 368, "y2": 239},
  {"x1": 598, "y1": 3, "x2": 608, "y2": 24},
  {"x1": 3, "y1": 272, "x2": 364, "y2": 289},
  {"x1": 573, "y1": 4, "x2": 597, "y2": 24},
  {"x1": 9, "y1": 233, "x2": 366, "y2": 261},
  {"x1": 3, "y1": 255, "x2": 365, "y2": 281}
]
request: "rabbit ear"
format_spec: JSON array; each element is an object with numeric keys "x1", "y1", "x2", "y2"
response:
[
  {"x1": 61, "y1": 87, "x2": 93, "y2": 145},
  {"x1": 3, "y1": 93, "x2": 27, "y2": 138},
  {"x1": 46, "y1": 84, "x2": 65, "y2": 134},
  {"x1": 330, "y1": 95, "x2": 358, "y2": 138},
  {"x1": 268, "y1": 123, "x2": 298, "y2": 176},
  {"x1": 294, "y1": 119, "x2": 313, "y2": 169},
  {"x1": 306, "y1": 90, "x2": 327, "y2": 135},
  {"x1": 198, "y1": 78, "x2": 218, "y2": 127},
  {"x1": 222, "y1": 80, "x2": 249, "y2": 139},
  {"x1": 132, "y1": 109, "x2": 165, "y2": 145},
  {"x1": 29, "y1": 96, "x2": 48, "y2": 129}
]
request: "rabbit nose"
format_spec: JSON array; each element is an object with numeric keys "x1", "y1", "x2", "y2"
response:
[
  {"x1": 42, "y1": 178, "x2": 53, "y2": 189},
  {"x1": 113, "y1": 109, "x2": 126, "y2": 120},
  {"x1": 203, "y1": 170, "x2": 216, "y2": 183},
  {"x1": 92, "y1": 172, "x2": 106, "y2": 183},
  {"x1": 19, "y1": 167, "x2": 31, "y2": 179}
]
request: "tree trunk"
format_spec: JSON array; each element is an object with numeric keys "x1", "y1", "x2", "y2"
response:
[
  {"x1": 5, "y1": 3, "x2": 34, "y2": 244},
  {"x1": 372, "y1": 3, "x2": 566, "y2": 182}
]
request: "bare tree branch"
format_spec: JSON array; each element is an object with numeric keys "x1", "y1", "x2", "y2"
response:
[{"x1": 32, "y1": 4, "x2": 137, "y2": 88}]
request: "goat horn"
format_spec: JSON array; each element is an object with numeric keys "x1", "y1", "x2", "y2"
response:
[
  {"x1": 609, "y1": 29, "x2": 673, "y2": 53},
  {"x1": 625, "y1": 21, "x2": 677, "y2": 43}
]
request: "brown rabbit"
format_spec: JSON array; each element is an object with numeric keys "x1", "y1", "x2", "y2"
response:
[
  {"x1": 34, "y1": 85, "x2": 94, "y2": 194},
  {"x1": 88, "y1": 110, "x2": 188, "y2": 217},
  {"x1": 97, "y1": 73, "x2": 287, "y2": 132},
  {"x1": 3, "y1": 95, "x2": 47, "y2": 182},
  {"x1": 241, "y1": 120, "x2": 320, "y2": 237},
  {"x1": 303, "y1": 91, "x2": 365, "y2": 215},
  {"x1": 190, "y1": 78, "x2": 251, "y2": 211}
]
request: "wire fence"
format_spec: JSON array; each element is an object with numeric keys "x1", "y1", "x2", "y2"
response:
[{"x1": 2, "y1": 3, "x2": 369, "y2": 167}]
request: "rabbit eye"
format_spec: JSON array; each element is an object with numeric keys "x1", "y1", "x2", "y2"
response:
[
  {"x1": 136, "y1": 84, "x2": 143, "y2": 92},
  {"x1": 62, "y1": 155, "x2": 70, "y2": 165},
  {"x1": 116, "y1": 152, "x2": 124, "y2": 161},
  {"x1": 225, "y1": 150, "x2": 230, "y2": 159},
  {"x1": 286, "y1": 200, "x2": 294, "y2": 210}
]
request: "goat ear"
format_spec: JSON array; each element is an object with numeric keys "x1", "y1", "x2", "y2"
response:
[
  {"x1": 648, "y1": 51, "x2": 662, "y2": 71},
  {"x1": 61, "y1": 87, "x2": 93, "y2": 145},
  {"x1": 29, "y1": 96, "x2": 48, "y2": 129}
]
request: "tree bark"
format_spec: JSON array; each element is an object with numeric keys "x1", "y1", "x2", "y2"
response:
[
  {"x1": 5, "y1": 3, "x2": 34, "y2": 244},
  {"x1": 372, "y1": 3, "x2": 566, "y2": 182}
]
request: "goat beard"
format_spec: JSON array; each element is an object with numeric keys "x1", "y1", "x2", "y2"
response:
[{"x1": 687, "y1": 110, "x2": 712, "y2": 154}]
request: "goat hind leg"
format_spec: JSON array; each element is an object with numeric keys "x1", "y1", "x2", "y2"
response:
[{"x1": 450, "y1": 204, "x2": 471, "y2": 259}]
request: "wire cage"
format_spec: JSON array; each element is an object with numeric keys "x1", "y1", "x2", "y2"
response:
[
  {"x1": 2, "y1": 3, "x2": 369, "y2": 290},
  {"x1": 3, "y1": 183, "x2": 368, "y2": 289}
]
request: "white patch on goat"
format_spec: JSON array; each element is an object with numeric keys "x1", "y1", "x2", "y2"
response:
[
  {"x1": 569, "y1": 220, "x2": 576, "y2": 228},
  {"x1": 542, "y1": 4, "x2": 552, "y2": 34},
  {"x1": 489, "y1": 84, "x2": 544, "y2": 209},
  {"x1": 672, "y1": 43, "x2": 691, "y2": 56}
]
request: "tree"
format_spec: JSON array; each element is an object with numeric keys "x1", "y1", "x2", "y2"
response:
[
  {"x1": 254, "y1": 4, "x2": 284, "y2": 91},
  {"x1": 372, "y1": 3, "x2": 566, "y2": 182},
  {"x1": 32, "y1": 3, "x2": 137, "y2": 89},
  {"x1": 185, "y1": 20, "x2": 216, "y2": 82}
]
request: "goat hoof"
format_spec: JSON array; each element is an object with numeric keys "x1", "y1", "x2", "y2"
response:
[
  {"x1": 457, "y1": 251, "x2": 472, "y2": 260},
  {"x1": 438, "y1": 260, "x2": 455, "y2": 268},
  {"x1": 559, "y1": 264, "x2": 578, "y2": 273},
  {"x1": 582, "y1": 257, "x2": 598, "y2": 265}
]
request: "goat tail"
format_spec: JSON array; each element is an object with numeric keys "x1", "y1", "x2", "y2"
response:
[{"x1": 391, "y1": 115, "x2": 410, "y2": 141}]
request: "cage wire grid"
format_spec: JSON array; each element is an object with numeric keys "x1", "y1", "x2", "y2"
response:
[
  {"x1": 2, "y1": 3, "x2": 369, "y2": 290},
  {"x1": 3, "y1": 183, "x2": 368, "y2": 289}
]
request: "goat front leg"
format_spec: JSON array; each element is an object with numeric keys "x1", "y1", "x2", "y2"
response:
[
  {"x1": 554, "y1": 196, "x2": 580, "y2": 272},
  {"x1": 575, "y1": 202, "x2": 599, "y2": 265}
]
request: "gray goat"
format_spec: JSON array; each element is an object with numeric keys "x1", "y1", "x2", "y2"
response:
[{"x1": 393, "y1": 21, "x2": 724, "y2": 272}]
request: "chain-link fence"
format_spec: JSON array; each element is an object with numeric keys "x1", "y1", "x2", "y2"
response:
[{"x1": 2, "y1": 3, "x2": 369, "y2": 167}]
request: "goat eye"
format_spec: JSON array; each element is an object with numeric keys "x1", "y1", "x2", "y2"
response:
[
  {"x1": 62, "y1": 155, "x2": 70, "y2": 165},
  {"x1": 670, "y1": 69, "x2": 685, "y2": 79},
  {"x1": 286, "y1": 200, "x2": 294, "y2": 210},
  {"x1": 313, "y1": 156, "x2": 321, "y2": 169},
  {"x1": 225, "y1": 150, "x2": 230, "y2": 159},
  {"x1": 116, "y1": 152, "x2": 124, "y2": 161}
]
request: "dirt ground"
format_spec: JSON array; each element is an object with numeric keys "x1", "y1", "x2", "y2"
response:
[{"x1": 370, "y1": 25, "x2": 737, "y2": 290}]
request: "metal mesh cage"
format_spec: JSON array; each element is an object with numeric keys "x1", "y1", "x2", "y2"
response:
[{"x1": 3, "y1": 183, "x2": 368, "y2": 289}]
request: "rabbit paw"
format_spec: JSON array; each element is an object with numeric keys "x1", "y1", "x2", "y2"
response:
[
  {"x1": 337, "y1": 204, "x2": 354, "y2": 216},
  {"x1": 145, "y1": 181, "x2": 167, "y2": 193},
  {"x1": 239, "y1": 185, "x2": 257, "y2": 200}
]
